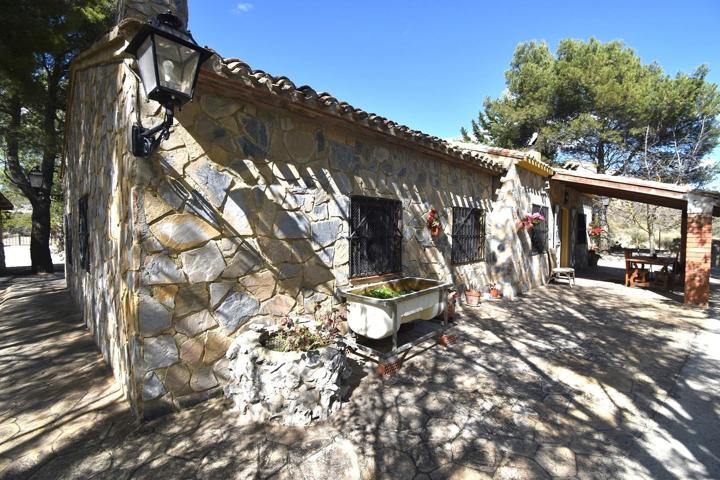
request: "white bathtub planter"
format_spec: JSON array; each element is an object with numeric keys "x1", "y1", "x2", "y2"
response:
[
  {"x1": 339, "y1": 277, "x2": 453, "y2": 371},
  {"x1": 225, "y1": 318, "x2": 351, "y2": 426}
]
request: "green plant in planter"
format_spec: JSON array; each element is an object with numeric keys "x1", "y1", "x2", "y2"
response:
[{"x1": 362, "y1": 286, "x2": 416, "y2": 299}]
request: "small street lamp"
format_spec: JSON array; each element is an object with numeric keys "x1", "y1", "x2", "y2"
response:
[
  {"x1": 125, "y1": 12, "x2": 213, "y2": 157},
  {"x1": 28, "y1": 168, "x2": 45, "y2": 190}
]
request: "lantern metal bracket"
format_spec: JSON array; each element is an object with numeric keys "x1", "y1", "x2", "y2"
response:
[{"x1": 131, "y1": 106, "x2": 174, "y2": 157}]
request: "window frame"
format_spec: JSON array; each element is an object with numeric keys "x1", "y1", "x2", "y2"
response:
[
  {"x1": 451, "y1": 206, "x2": 486, "y2": 265},
  {"x1": 78, "y1": 195, "x2": 90, "y2": 272},
  {"x1": 349, "y1": 195, "x2": 403, "y2": 278},
  {"x1": 530, "y1": 204, "x2": 549, "y2": 255}
]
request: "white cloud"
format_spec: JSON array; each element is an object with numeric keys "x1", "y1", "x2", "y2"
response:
[{"x1": 234, "y1": 2, "x2": 254, "y2": 13}]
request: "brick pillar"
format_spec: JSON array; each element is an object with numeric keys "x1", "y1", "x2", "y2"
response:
[
  {"x1": 679, "y1": 209, "x2": 687, "y2": 266},
  {"x1": 684, "y1": 194, "x2": 714, "y2": 307}
]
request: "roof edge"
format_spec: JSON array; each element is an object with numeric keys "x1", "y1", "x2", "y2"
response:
[{"x1": 200, "y1": 57, "x2": 506, "y2": 175}]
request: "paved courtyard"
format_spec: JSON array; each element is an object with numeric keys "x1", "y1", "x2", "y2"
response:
[{"x1": 1, "y1": 263, "x2": 718, "y2": 479}]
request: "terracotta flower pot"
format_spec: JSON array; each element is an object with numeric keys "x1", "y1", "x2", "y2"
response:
[
  {"x1": 430, "y1": 225, "x2": 441, "y2": 237},
  {"x1": 490, "y1": 287, "x2": 501, "y2": 298},
  {"x1": 447, "y1": 292, "x2": 458, "y2": 318},
  {"x1": 465, "y1": 289, "x2": 481, "y2": 306}
]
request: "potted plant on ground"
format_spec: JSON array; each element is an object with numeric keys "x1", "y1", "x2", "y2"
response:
[
  {"x1": 447, "y1": 291, "x2": 458, "y2": 319},
  {"x1": 489, "y1": 283, "x2": 502, "y2": 298},
  {"x1": 427, "y1": 208, "x2": 441, "y2": 236},
  {"x1": 588, "y1": 249, "x2": 601, "y2": 267},
  {"x1": 464, "y1": 280, "x2": 482, "y2": 306}
]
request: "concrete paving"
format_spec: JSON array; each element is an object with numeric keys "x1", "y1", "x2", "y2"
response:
[
  {"x1": 1, "y1": 245, "x2": 64, "y2": 269},
  {"x1": 0, "y1": 262, "x2": 718, "y2": 479}
]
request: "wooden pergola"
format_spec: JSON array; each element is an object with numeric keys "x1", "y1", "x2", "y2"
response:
[{"x1": 551, "y1": 168, "x2": 720, "y2": 307}]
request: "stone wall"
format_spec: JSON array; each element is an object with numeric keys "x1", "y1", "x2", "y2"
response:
[
  {"x1": 66, "y1": 28, "x2": 559, "y2": 417},
  {"x1": 117, "y1": 0, "x2": 188, "y2": 27},
  {"x1": 126, "y1": 84, "x2": 506, "y2": 414},
  {"x1": 64, "y1": 62, "x2": 141, "y2": 415},
  {"x1": 490, "y1": 166, "x2": 554, "y2": 296}
]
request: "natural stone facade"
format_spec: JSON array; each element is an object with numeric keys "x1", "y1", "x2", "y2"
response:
[
  {"x1": 64, "y1": 14, "x2": 561, "y2": 418},
  {"x1": 64, "y1": 61, "x2": 141, "y2": 415}
]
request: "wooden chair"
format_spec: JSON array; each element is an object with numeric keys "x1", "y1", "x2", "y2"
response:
[
  {"x1": 624, "y1": 249, "x2": 635, "y2": 287},
  {"x1": 547, "y1": 250, "x2": 575, "y2": 287}
]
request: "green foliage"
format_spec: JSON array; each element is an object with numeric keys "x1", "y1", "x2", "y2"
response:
[
  {"x1": 462, "y1": 38, "x2": 720, "y2": 186},
  {"x1": 3, "y1": 211, "x2": 31, "y2": 233},
  {"x1": 361, "y1": 286, "x2": 416, "y2": 299},
  {"x1": 0, "y1": 1, "x2": 113, "y2": 270}
]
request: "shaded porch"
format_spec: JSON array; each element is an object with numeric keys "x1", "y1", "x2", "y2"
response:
[{"x1": 551, "y1": 168, "x2": 720, "y2": 307}]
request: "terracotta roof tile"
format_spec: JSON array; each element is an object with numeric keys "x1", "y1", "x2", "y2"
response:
[{"x1": 201, "y1": 54, "x2": 508, "y2": 175}]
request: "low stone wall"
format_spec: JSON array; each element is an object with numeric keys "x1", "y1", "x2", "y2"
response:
[{"x1": 225, "y1": 327, "x2": 351, "y2": 426}]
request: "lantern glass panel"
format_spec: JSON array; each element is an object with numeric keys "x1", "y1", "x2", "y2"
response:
[
  {"x1": 29, "y1": 171, "x2": 43, "y2": 189},
  {"x1": 136, "y1": 36, "x2": 157, "y2": 96},
  {"x1": 154, "y1": 35, "x2": 200, "y2": 96}
]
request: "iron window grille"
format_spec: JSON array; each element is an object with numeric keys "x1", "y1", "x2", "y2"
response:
[
  {"x1": 64, "y1": 215, "x2": 72, "y2": 266},
  {"x1": 530, "y1": 204, "x2": 549, "y2": 254},
  {"x1": 451, "y1": 207, "x2": 486, "y2": 264},
  {"x1": 78, "y1": 195, "x2": 90, "y2": 272},
  {"x1": 349, "y1": 196, "x2": 402, "y2": 278},
  {"x1": 576, "y1": 212, "x2": 588, "y2": 245}
]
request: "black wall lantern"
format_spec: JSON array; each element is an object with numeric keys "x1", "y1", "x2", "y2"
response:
[
  {"x1": 125, "y1": 12, "x2": 212, "y2": 157},
  {"x1": 28, "y1": 168, "x2": 46, "y2": 190}
]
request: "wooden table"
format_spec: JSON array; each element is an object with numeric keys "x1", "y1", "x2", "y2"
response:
[{"x1": 626, "y1": 256, "x2": 676, "y2": 290}]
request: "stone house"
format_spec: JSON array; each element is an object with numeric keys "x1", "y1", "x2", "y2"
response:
[{"x1": 63, "y1": 0, "x2": 584, "y2": 418}]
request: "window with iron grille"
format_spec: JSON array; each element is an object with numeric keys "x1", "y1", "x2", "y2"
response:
[
  {"x1": 576, "y1": 212, "x2": 587, "y2": 245},
  {"x1": 530, "y1": 204, "x2": 549, "y2": 254},
  {"x1": 349, "y1": 196, "x2": 402, "y2": 277},
  {"x1": 64, "y1": 214, "x2": 73, "y2": 266},
  {"x1": 78, "y1": 195, "x2": 90, "y2": 272},
  {"x1": 451, "y1": 207, "x2": 486, "y2": 264}
]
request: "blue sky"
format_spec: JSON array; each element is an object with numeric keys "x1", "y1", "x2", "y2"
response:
[{"x1": 188, "y1": 0, "x2": 720, "y2": 186}]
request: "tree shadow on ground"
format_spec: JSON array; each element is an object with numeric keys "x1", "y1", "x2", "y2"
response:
[{"x1": 2, "y1": 271, "x2": 718, "y2": 479}]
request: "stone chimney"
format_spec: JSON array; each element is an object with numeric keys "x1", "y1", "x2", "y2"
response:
[{"x1": 117, "y1": 0, "x2": 189, "y2": 28}]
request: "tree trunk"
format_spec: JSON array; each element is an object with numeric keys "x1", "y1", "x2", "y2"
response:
[
  {"x1": 0, "y1": 215, "x2": 6, "y2": 273},
  {"x1": 596, "y1": 142, "x2": 606, "y2": 174},
  {"x1": 30, "y1": 64, "x2": 62, "y2": 274},
  {"x1": 30, "y1": 198, "x2": 54, "y2": 273},
  {"x1": 646, "y1": 204, "x2": 655, "y2": 254},
  {"x1": 601, "y1": 203, "x2": 611, "y2": 251},
  {"x1": 3, "y1": 86, "x2": 56, "y2": 274}
]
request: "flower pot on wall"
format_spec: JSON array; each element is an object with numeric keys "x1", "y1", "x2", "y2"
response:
[
  {"x1": 430, "y1": 225, "x2": 441, "y2": 237},
  {"x1": 465, "y1": 289, "x2": 481, "y2": 306}
]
